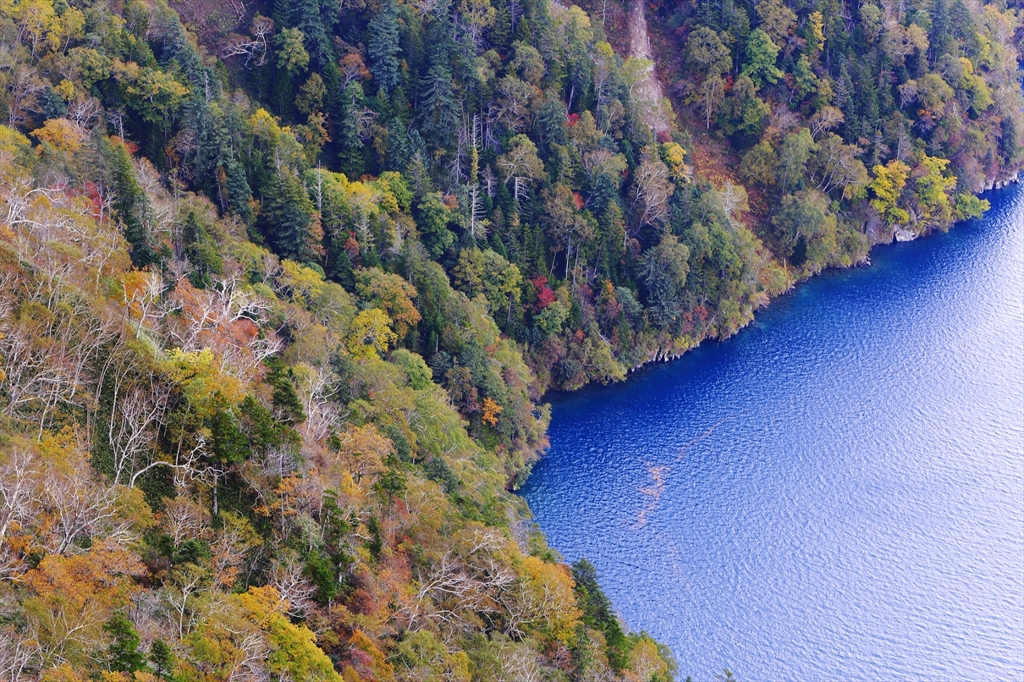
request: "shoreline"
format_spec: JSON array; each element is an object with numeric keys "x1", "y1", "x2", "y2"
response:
[
  {"x1": 535, "y1": 179, "x2": 1022, "y2": 405},
  {"x1": 518, "y1": 181, "x2": 1024, "y2": 679}
]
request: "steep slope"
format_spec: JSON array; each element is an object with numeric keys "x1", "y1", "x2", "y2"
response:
[
  {"x1": 0, "y1": 1, "x2": 680, "y2": 680},
  {"x1": 629, "y1": 0, "x2": 672, "y2": 134},
  {"x1": 0, "y1": 0, "x2": 1020, "y2": 678}
]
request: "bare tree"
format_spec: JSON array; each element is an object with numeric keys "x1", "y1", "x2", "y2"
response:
[
  {"x1": 809, "y1": 105, "x2": 844, "y2": 139},
  {"x1": 628, "y1": 153, "x2": 674, "y2": 236},
  {"x1": 163, "y1": 563, "x2": 210, "y2": 639},
  {"x1": 296, "y1": 363, "x2": 340, "y2": 457},
  {"x1": 223, "y1": 16, "x2": 274, "y2": 67},
  {"x1": 0, "y1": 448, "x2": 37, "y2": 578},
  {"x1": 269, "y1": 555, "x2": 316, "y2": 618},
  {"x1": 0, "y1": 627, "x2": 34, "y2": 682},
  {"x1": 490, "y1": 76, "x2": 534, "y2": 133},
  {"x1": 160, "y1": 496, "x2": 211, "y2": 549},
  {"x1": 39, "y1": 448, "x2": 127, "y2": 555},
  {"x1": 500, "y1": 641, "x2": 545, "y2": 682},
  {"x1": 498, "y1": 134, "x2": 546, "y2": 211},
  {"x1": 107, "y1": 378, "x2": 170, "y2": 487}
]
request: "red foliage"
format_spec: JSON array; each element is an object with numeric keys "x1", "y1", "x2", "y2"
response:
[
  {"x1": 657, "y1": 130, "x2": 673, "y2": 143},
  {"x1": 344, "y1": 233, "x2": 360, "y2": 258},
  {"x1": 112, "y1": 136, "x2": 139, "y2": 154},
  {"x1": 680, "y1": 310, "x2": 694, "y2": 334},
  {"x1": 531, "y1": 276, "x2": 556, "y2": 309},
  {"x1": 567, "y1": 112, "x2": 580, "y2": 126},
  {"x1": 571, "y1": 192, "x2": 584, "y2": 210},
  {"x1": 81, "y1": 181, "x2": 104, "y2": 218},
  {"x1": 346, "y1": 648, "x2": 375, "y2": 678},
  {"x1": 544, "y1": 641, "x2": 575, "y2": 673},
  {"x1": 348, "y1": 587, "x2": 378, "y2": 615}
]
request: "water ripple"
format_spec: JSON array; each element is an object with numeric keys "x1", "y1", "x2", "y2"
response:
[{"x1": 521, "y1": 186, "x2": 1024, "y2": 681}]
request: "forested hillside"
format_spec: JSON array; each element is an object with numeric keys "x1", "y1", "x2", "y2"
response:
[{"x1": 0, "y1": 0, "x2": 1019, "y2": 678}]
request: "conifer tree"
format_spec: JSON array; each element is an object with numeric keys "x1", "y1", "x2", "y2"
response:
[
  {"x1": 368, "y1": 0, "x2": 402, "y2": 93},
  {"x1": 149, "y1": 639, "x2": 176, "y2": 681},
  {"x1": 105, "y1": 613, "x2": 146, "y2": 674},
  {"x1": 260, "y1": 170, "x2": 318, "y2": 262}
]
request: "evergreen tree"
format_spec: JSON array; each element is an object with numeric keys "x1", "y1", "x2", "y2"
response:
[
  {"x1": 339, "y1": 82, "x2": 366, "y2": 178},
  {"x1": 149, "y1": 639, "x2": 176, "y2": 681},
  {"x1": 419, "y1": 63, "x2": 458, "y2": 143},
  {"x1": 225, "y1": 157, "x2": 255, "y2": 227},
  {"x1": 368, "y1": 0, "x2": 402, "y2": 93},
  {"x1": 929, "y1": 0, "x2": 952, "y2": 64},
  {"x1": 294, "y1": 0, "x2": 334, "y2": 68},
  {"x1": 105, "y1": 613, "x2": 146, "y2": 674},
  {"x1": 98, "y1": 133, "x2": 157, "y2": 268},
  {"x1": 260, "y1": 170, "x2": 318, "y2": 262}
]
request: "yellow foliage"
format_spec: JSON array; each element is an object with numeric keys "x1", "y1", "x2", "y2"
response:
[
  {"x1": 112, "y1": 484, "x2": 158, "y2": 533},
  {"x1": 0, "y1": 124, "x2": 32, "y2": 163},
  {"x1": 11, "y1": 0, "x2": 65, "y2": 54},
  {"x1": 163, "y1": 348, "x2": 245, "y2": 416},
  {"x1": 33, "y1": 118, "x2": 84, "y2": 155},
  {"x1": 808, "y1": 11, "x2": 825, "y2": 52},
  {"x1": 660, "y1": 142, "x2": 691, "y2": 182},
  {"x1": 348, "y1": 629, "x2": 395, "y2": 682},
  {"x1": 55, "y1": 79, "x2": 76, "y2": 101},
  {"x1": 248, "y1": 107, "x2": 283, "y2": 140},
  {"x1": 869, "y1": 160, "x2": 911, "y2": 226},
  {"x1": 41, "y1": 665, "x2": 87, "y2": 682},
  {"x1": 481, "y1": 396, "x2": 502, "y2": 427},
  {"x1": 36, "y1": 426, "x2": 87, "y2": 474},
  {"x1": 280, "y1": 259, "x2": 326, "y2": 302},
  {"x1": 24, "y1": 541, "x2": 145, "y2": 669},
  {"x1": 236, "y1": 586, "x2": 343, "y2": 682},
  {"x1": 520, "y1": 556, "x2": 582, "y2": 643},
  {"x1": 628, "y1": 636, "x2": 671, "y2": 682},
  {"x1": 345, "y1": 308, "x2": 398, "y2": 360},
  {"x1": 336, "y1": 423, "x2": 393, "y2": 485},
  {"x1": 101, "y1": 674, "x2": 129, "y2": 682}
]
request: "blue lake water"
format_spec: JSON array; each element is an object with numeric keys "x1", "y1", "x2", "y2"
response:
[{"x1": 521, "y1": 186, "x2": 1024, "y2": 681}]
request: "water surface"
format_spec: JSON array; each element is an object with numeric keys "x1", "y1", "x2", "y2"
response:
[{"x1": 521, "y1": 186, "x2": 1024, "y2": 680}]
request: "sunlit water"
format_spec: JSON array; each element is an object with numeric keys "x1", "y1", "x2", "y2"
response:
[{"x1": 521, "y1": 186, "x2": 1024, "y2": 680}]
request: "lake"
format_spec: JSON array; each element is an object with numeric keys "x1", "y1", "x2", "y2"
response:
[{"x1": 521, "y1": 185, "x2": 1024, "y2": 681}]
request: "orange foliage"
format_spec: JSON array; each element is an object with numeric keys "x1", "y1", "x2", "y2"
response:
[{"x1": 481, "y1": 397, "x2": 503, "y2": 427}]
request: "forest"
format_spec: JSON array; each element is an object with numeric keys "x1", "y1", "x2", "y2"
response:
[{"x1": 0, "y1": 0, "x2": 1019, "y2": 678}]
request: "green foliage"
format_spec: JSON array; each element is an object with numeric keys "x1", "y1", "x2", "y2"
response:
[
  {"x1": 266, "y1": 357, "x2": 306, "y2": 424},
  {"x1": 573, "y1": 559, "x2": 629, "y2": 671},
  {"x1": 149, "y1": 639, "x2": 176, "y2": 680},
  {"x1": 771, "y1": 190, "x2": 838, "y2": 269},
  {"x1": 954, "y1": 193, "x2": 989, "y2": 221},
  {"x1": 104, "y1": 612, "x2": 146, "y2": 673},
  {"x1": 0, "y1": 0, "x2": 1014, "y2": 677},
  {"x1": 452, "y1": 248, "x2": 523, "y2": 324},
  {"x1": 686, "y1": 27, "x2": 731, "y2": 78},
  {"x1": 415, "y1": 192, "x2": 456, "y2": 258},
  {"x1": 367, "y1": 0, "x2": 401, "y2": 93},
  {"x1": 260, "y1": 169, "x2": 318, "y2": 263},
  {"x1": 276, "y1": 27, "x2": 310, "y2": 73},
  {"x1": 390, "y1": 348, "x2": 433, "y2": 390},
  {"x1": 642, "y1": 235, "x2": 690, "y2": 331},
  {"x1": 741, "y1": 29, "x2": 783, "y2": 87}
]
